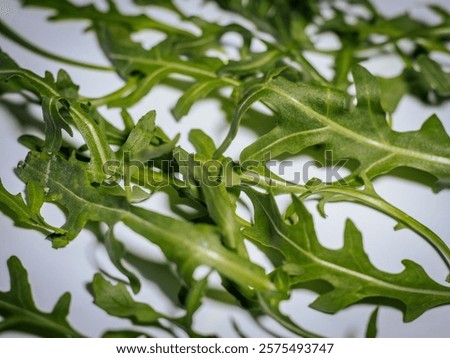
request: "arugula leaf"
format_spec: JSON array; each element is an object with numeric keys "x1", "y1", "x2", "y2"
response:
[
  {"x1": 376, "y1": 74, "x2": 408, "y2": 114},
  {"x1": 0, "y1": 256, "x2": 82, "y2": 337},
  {"x1": 94, "y1": 23, "x2": 238, "y2": 109},
  {"x1": 365, "y1": 307, "x2": 379, "y2": 338},
  {"x1": 21, "y1": 0, "x2": 190, "y2": 36},
  {"x1": 416, "y1": 56, "x2": 450, "y2": 97},
  {"x1": 92, "y1": 274, "x2": 161, "y2": 326},
  {"x1": 221, "y1": 65, "x2": 450, "y2": 185},
  {"x1": 0, "y1": 179, "x2": 62, "y2": 234},
  {"x1": 0, "y1": 51, "x2": 115, "y2": 181},
  {"x1": 119, "y1": 110, "x2": 156, "y2": 159},
  {"x1": 184, "y1": 130, "x2": 247, "y2": 255},
  {"x1": 0, "y1": 19, "x2": 112, "y2": 71},
  {"x1": 17, "y1": 152, "x2": 127, "y2": 248},
  {"x1": 297, "y1": 179, "x2": 450, "y2": 268},
  {"x1": 103, "y1": 227, "x2": 141, "y2": 294},
  {"x1": 177, "y1": 275, "x2": 209, "y2": 328},
  {"x1": 17, "y1": 151, "x2": 274, "y2": 291},
  {"x1": 244, "y1": 190, "x2": 450, "y2": 322},
  {"x1": 172, "y1": 79, "x2": 227, "y2": 120},
  {"x1": 1, "y1": 0, "x2": 450, "y2": 338},
  {"x1": 93, "y1": 274, "x2": 215, "y2": 337},
  {"x1": 102, "y1": 330, "x2": 152, "y2": 338}
]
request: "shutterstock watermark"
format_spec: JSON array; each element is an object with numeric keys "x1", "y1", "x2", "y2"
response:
[{"x1": 101, "y1": 150, "x2": 349, "y2": 189}]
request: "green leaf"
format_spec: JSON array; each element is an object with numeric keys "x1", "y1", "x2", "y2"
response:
[
  {"x1": 172, "y1": 79, "x2": 226, "y2": 120},
  {"x1": 365, "y1": 307, "x2": 379, "y2": 338},
  {"x1": 96, "y1": 24, "x2": 222, "y2": 80},
  {"x1": 18, "y1": 152, "x2": 128, "y2": 247},
  {"x1": 25, "y1": 180, "x2": 45, "y2": 216},
  {"x1": 92, "y1": 274, "x2": 161, "y2": 325},
  {"x1": 188, "y1": 129, "x2": 217, "y2": 158},
  {"x1": 104, "y1": 227, "x2": 141, "y2": 294},
  {"x1": 376, "y1": 75, "x2": 408, "y2": 114},
  {"x1": 417, "y1": 55, "x2": 450, "y2": 96},
  {"x1": 125, "y1": 205, "x2": 273, "y2": 290},
  {"x1": 0, "y1": 179, "x2": 62, "y2": 234},
  {"x1": 0, "y1": 51, "x2": 115, "y2": 181},
  {"x1": 298, "y1": 180, "x2": 450, "y2": 268},
  {"x1": 119, "y1": 110, "x2": 156, "y2": 160},
  {"x1": 0, "y1": 19, "x2": 112, "y2": 71},
  {"x1": 230, "y1": 66, "x2": 450, "y2": 184},
  {"x1": 41, "y1": 96, "x2": 72, "y2": 152},
  {"x1": 178, "y1": 276, "x2": 209, "y2": 327},
  {"x1": 17, "y1": 151, "x2": 273, "y2": 290},
  {"x1": 21, "y1": 0, "x2": 190, "y2": 36},
  {"x1": 180, "y1": 134, "x2": 248, "y2": 256},
  {"x1": 244, "y1": 190, "x2": 450, "y2": 322},
  {"x1": 108, "y1": 69, "x2": 173, "y2": 108},
  {"x1": 256, "y1": 292, "x2": 322, "y2": 338},
  {"x1": 102, "y1": 330, "x2": 152, "y2": 338},
  {"x1": 221, "y1": 50, "x2": 282, "y2": 75},
  {"x1": 0, "y1": 256, "x2": 82, "y2": 337}
]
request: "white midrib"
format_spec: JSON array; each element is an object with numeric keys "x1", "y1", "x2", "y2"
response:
[
  {"x1": 267, "y1": 85, "x2": 450, "y2": 167},
  {"x1": 254, "y1": 196, "x2": 450, "y2": 297},
  {"x1": 0, "y1": 69, "x2": 111, "y2": 167}
]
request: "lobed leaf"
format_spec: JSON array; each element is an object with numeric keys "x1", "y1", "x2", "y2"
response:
[
  {"x1": 231, "y1": 66, "x2": 450, "y2": 185},
  {"x1": 244, "y1": 190, "x2": 450, "y2": 322},
  {"x1": 17, "y1": 151, "x2": 274, "y2": 290}
]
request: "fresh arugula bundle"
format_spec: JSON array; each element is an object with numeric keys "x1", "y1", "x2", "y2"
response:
[{"x1": 0, "y1": 0, "x2": 450, "y2": 337}]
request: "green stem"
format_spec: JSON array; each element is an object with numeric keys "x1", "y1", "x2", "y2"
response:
[{"x1": 0, "y1": 20, "x2": 114, "y2": 72}]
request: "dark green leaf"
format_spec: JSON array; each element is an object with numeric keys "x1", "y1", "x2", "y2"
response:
[
  {"x1": 0, "y1": 179, "x2": 62, "y2": 234},
  {"x1": 0, "y1": 256, "x2": 82, "y2": 337},
  {"x1": 417, "y1": 55, "x2": 450, "y2": 96},
  {"x1": 104, "y1": 227, "x2": 141, "y2": 294},
  {"x1": 102, "y1": 329, "x2": 152, "y2": 338},
  {"x1": 178, "y1": 276, "x2": 209, "y2": 327},
  {"x1": 0, "y1": 50, "x2": 115, "y2": 181},
  {"x1": 172, "y1": 79, "x2": 226, "y2": 120},
  {"x1": 233, "y1": 66, "x2": 450, "y2": 184},
  {"x1": 92, "y1": 274, "x2": 161, "y2": 325},
  {"x1": 17, "y1": 151, "x2": 273, "y2": 290},
  {"x1": 365, "y1": 307, "x2": 379, "y2": 338}
]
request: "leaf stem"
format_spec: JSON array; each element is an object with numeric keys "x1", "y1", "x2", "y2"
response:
[{"x1": 0, "y1": 301, "x2": 84, "y2": 338}]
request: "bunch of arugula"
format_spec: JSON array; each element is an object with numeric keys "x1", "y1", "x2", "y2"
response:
[{"x1": 0, "y1": 0, "x2": 450, "y2": 337}]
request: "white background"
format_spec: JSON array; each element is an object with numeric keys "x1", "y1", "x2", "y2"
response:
[{"x1": 0, "y1": 0, "x2": 450, "y2": 337}]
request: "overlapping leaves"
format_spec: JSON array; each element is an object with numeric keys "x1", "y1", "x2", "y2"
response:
[{"x1": 221, "y1": 65, "x2": 450, "y2": 186}]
